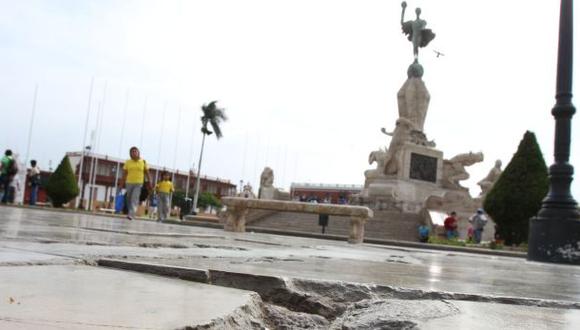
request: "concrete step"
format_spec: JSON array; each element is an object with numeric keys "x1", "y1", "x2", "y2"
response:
[{"x1": 252, "y1": 210, "x2": 424, "y2": 242}]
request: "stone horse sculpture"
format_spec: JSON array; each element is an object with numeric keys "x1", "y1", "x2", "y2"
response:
[
  {"x1": 441, "y1": 152, "x2": 484, "y2": 190},
  {"x1": 364, "y1": 148, "x2": 388, "y2": 184}
]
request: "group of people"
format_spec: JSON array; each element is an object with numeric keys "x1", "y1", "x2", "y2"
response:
[
  {"x1": 0, "y1": 149, "x2": 41, "y2": 205},
  {"x1": 419, "y1": 208, "x2": 489, "y2": 244},
  {"x1": 443, "y1": 209, "x2": 488, "y2": 243},
  {"x1": 1, "y1": 146, "x2": 175, "y2": 223},
  {"x1": 119, "y1": 146, "x2": 174, "y2": 222}
]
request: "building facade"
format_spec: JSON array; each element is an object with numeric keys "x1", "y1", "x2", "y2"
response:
[{"x1": 65, "y1": 151, "x2": 236, "y2": 209}]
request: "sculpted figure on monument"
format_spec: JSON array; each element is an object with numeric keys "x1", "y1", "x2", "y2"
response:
[
  {"x1": 441, "y1": 152, "x2": 484, "y2": 190},
  {"x1": 364, "y1": 148, "x2": 388, "y2": 182},
  {"x1": 237, "y1": 183, "x2": 256, "y2": 199},
  {"x1": 258, "y1": 167, "x2": 290, "y2": 200},
  {"x1": 260, "y1": 167, "x2": 274, "y2": 188},
  {"x1": 381, "y1": 117, "x2": 415, "y2": 176},
  {"x1": 477, "y1": 159, "x2": 503, "y2": 196},
  {"x1": 400, "y1": 1, "x2": 436, "y2": 60}
]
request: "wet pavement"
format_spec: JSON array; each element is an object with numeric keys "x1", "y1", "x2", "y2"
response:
[
  {"x1": 1, "y1": 265, "x2": 259, "y2": 329},
  {"x1": 2, "y1": 206, "x2": 580, "y2": 329}
]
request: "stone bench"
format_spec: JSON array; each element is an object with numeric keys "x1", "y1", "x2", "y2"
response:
[{"x1": 221, "y1": 197, "x2": 374, "y2": 244}]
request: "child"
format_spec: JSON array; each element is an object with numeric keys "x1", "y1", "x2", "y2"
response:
[
  {"x1": 418, "y1": 224, "x2": 430, "y2": 243},
  {"x1": 444, "y1": 211, "x2": 459, "y2": 240},
  {"x1": 467, "y1": 225, "x2": 474, "y2": 243},
  {"x1": 148, "y1": 193, "x2": 158, "y2": 219},
  {"x1": 155, "y1": 172, "x2": 174, "y2": 222}
]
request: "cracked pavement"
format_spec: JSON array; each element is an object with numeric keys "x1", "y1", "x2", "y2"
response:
[{"x1": 1, "y1": 206, "x2": 580, "y2": 329}]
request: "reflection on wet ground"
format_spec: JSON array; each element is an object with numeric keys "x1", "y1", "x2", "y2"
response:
[{"x1": 2, "y1": 206, "x2": 580, "y2": 304}]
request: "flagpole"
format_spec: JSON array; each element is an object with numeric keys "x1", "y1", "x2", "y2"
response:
[
  {"x1": 185, "y1": 107, "x2": 197, "y2": 200},
  {"x1": 114, "y1": 89, "x2": 130, "y2": 198},
  {"x1": 76, "y1": 77, "x2": 94, "y2": 209},
  {"x1": 155, "y1": 101, "x2": 168, "y2": 184},
  {"x1": 139, "y1": 95, "x2": 148, "y2": 147},
  {"x1": 89, "y1": 81, "x2": 107, "y2": 211},
  {"x1": 171, "y1": 105, "x2": 182, "y2": 181}
]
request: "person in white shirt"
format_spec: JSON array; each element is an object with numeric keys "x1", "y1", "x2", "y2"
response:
[{"x1": 28, "y1": 160, "x2": 41, "y2": 206}]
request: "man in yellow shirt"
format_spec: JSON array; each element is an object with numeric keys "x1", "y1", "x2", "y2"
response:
[
  {"x1": 119, "y1": 147, "x2": 152, "y2": 220},
  {"x1": 155, "y1": 171, "x2": 174, "y2": 222}
]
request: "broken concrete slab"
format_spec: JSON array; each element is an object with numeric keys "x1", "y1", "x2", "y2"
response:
[
  {"x1": 0, "y1": 264, "x2": 264, "y2": 329},
  {"x1": 97, "y1": 259, "x2": 580, "y2": 329},
  {"x1": 0, "y1": 247, "x2": 76, "y2": 266},
  {"x1": 3, "y1": 206, "x2": 580, "y2": 329}
]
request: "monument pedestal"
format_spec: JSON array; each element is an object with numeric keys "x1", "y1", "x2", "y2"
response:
[
  {"x1": 360, "y1": 69, "x2": 487, "y2": 243},
  {"x1": 397, "y1": 77, "x2": 430, "y2": 131},
  {"x1": 363, "y1": 142, "x2": 445, "y2": 213}
]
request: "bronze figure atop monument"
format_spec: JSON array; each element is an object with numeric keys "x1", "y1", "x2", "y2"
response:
[{"x1": 400, "y1": 1, "x2": 435, "y2": 61}]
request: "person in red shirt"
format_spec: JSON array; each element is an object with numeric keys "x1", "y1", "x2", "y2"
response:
[{"x1": 444, "y1": 211, "x2": 459, "y2": 239}]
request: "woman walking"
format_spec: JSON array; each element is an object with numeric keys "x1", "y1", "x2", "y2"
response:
[{"x1": 119, "y1": 147, "x2": 152, "y2": 220}]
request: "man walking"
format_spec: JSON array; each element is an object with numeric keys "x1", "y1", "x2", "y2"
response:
[
  {"x1": 28, "y1": 160, "x2": 41, "y2": 206},
  {"x1": 0, "y1": 150, "x2": 16, "y2": 204},
  {"x1": 469, "y1": 209, "x2": 488, "y2": 244}
]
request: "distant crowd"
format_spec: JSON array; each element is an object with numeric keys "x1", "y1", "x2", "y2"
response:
[{"x1": 418, "y1": 209, "x2": 489, "y2": 244}]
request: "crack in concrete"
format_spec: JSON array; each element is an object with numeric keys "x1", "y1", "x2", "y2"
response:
[
  {"x1": 193, "y1": 243, "x2": 249, "y2": 251},
  {"x1": 96, "y1": 258, "x2": 580, "y2": 329},
  {"x1": 234, "y1": 238, "x2": 291, "y2": 247},
  {"x1": 138, "y1": 243, "x2": 190, "y2": 249},
  {"x1": 230, "y1": 257, "x2": 305, "y2": 265}
]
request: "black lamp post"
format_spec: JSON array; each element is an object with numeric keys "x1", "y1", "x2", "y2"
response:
[{"x1": 528, "y1": 0, "x2": 580, "y2": 265}]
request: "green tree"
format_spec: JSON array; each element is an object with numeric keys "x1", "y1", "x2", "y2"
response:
[
  {"x1": 197, "y1": 192, "x2": 222, "y2": 213},
  {"x1": 483, "y1": 131, "x2": 549, "y2": 245},
  {"x1": 46, "y1": 156, "x2": 80, "y2": 208},
  {"x1": 192, "y1": 101, "x2": 227, "y2": 214}
]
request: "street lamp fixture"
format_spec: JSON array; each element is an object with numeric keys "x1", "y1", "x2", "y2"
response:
[{"x1": 528, "y1": 0, "x2": 580, "y2": 265}]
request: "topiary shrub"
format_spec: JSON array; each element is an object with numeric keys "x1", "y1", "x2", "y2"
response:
[
  {"x1": 46, "y1": 156, "x2": 79, "y2": 208},
  {"x1": 483, "y1": 131, "x2": 549, "y2": 245},
  {"x1": 198, "y1": 192, "x2": 222, "y2": 213}
]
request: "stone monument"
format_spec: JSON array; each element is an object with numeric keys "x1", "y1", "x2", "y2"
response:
[
  {"x1": 477, "y1": 159, "x2": 502, "y2": 196},
  {"x1": 237, "y1": 183, "x2": 256, "y2": 199},
  {"x1": 360, "y1": 2, "x2": 485, "y2": 221},
  {"x1": 258, "y1": 167, "x2": 290, "y2": 201}
]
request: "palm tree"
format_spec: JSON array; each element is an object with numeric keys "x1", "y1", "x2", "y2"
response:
[{"x1": 191, "y1": 101, "x2": 227, "y2": 214}]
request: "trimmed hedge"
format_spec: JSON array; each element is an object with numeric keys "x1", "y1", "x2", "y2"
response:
[
  {"x1": 46, "y1": 156, "x2": 79, "y2": 207},
  {"x1": 483, "y1": 131, "x2": 548, "y2": 245}
]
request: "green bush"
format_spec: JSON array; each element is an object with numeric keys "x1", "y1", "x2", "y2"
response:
[
  {"x1": 483, "y1": 131, "x2": 548, "y2": 246},
  {"x1": 46, "y1": 156, "x2": 80, "y2": 208},
  {"x1": 198, "y1": 192, "x2": 222, "y2": 210}
]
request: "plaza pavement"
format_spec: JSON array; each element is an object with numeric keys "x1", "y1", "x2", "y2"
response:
[{"x1": 1, "y1": 206, "x2": 579, "y2": 329}]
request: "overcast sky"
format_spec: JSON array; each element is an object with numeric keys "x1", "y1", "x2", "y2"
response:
[{"x1": 0, "y1": 0, "x2": 578, "y2": 199}]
